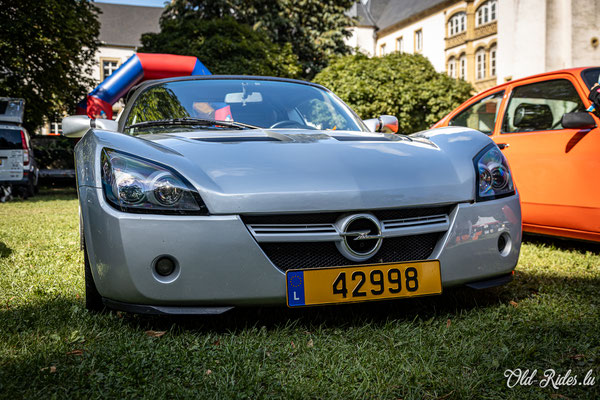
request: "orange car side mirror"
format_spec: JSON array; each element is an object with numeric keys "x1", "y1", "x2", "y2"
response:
[{"x1": 561, "y1": 112, "x2": 596, "y2": 130}]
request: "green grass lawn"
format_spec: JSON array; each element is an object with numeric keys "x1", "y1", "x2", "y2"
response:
[{"x1": 0, "y1": 189, "x2": 598, "y2": 399}]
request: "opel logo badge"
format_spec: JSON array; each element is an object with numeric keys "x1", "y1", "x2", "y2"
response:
[{"x1": 335, "y1": 213, "x2": 383, "y2": 261}]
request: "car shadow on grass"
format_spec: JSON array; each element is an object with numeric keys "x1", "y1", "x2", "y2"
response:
[
  {"x1": 1, "y1": 268, "x2": 597, "y2": 339},
  {"x1": 0, "y1": 241, "x2": 12, "y2": 258},
  {"x1": 0, "y1": 287, "x2": 518, "y2": 335},
  {"x1": 115, "y1": 269, "x2": 599, "y2": 334}
]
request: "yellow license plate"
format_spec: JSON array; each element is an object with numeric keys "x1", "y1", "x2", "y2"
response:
[{"x1": 286, "y1": 260, "x2": 442, "y2": 307}]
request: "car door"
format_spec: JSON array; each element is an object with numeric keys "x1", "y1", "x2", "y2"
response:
[
  {"x1": 0, "y1": 126, "x2": 24, "y2": 182},
  {"x1": 492, "y1": 74, "x2": 600, "y2": 236}
]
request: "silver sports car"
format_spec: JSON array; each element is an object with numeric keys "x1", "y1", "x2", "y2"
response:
[{"x1": 63, "y1": 76, "x2": 521, "y2": 314}]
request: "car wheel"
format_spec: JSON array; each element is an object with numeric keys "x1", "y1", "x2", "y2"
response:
[{"x1": 83, "y1": 240, "x2": 105, "y2": 312}]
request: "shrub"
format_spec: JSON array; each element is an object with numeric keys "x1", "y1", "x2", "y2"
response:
[
  {"x1": 313, "y1": 53, "x2": 474, "y2": 133},
  {"x1": 31, "y1": 136, "x2": 75, "y2": 170}
]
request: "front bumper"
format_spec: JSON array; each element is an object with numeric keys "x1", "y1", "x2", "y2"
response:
[{"x1": 80, "y1": 186, "x2": 521, "y2": 307}]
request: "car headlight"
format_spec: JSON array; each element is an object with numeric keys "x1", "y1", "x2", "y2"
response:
[
  {"x1": 474, "y1": 144, "x2": 515, "y2": 201},
  {"x1": 101, "y1": 148, "x2": 208, "y2": 214}
]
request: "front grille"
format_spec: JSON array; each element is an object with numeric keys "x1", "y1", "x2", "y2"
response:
[
  {"x1": 258, "y1": 232, "x2": 441, "y2": 272},
  {"x1": 242, "y1": 205, "x2": 453, "y2": 226}
]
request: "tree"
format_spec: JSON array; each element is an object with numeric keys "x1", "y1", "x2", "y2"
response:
[
  {"x1": 313, "y1": 53, "x2": 474, "y2": 133},
  {"x1": 150, "y1": 0, "x2": 356, "y2": 78},
  {"x1": 0, "y1": 0, "x2": 100, "y2": 132},
  {"x1": 141, "y1": 16, "x2": 301, "y2": 78}
]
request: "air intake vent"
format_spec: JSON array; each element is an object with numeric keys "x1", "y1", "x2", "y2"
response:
[{"x1": 259, "y1": 233, "x2": 441, "y2": 272}]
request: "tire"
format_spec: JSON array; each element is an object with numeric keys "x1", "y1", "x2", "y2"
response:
[
  {"x1": 83, "y1": 240, "x2": 105, "y2": 312},
  {"x1": 26, "y1": 178, "x2": 35, "y2": 198}
]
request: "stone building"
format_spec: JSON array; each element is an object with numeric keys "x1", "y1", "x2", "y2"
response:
[{"x1": 346, "y1": 0, "x2": 600, "y2": 92}]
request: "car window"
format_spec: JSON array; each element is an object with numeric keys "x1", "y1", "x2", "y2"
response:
[
  {"x1": 501, "y1": 79, "x2": 585, "y2": 133},
  {"x1": 124, "y1": 80, "x2": 367, "y2": 134},
  {"x1": 581, "y1": 67, "x2": 600, "y2": 89},
  {"x1": 0, "y1": 128, "x2": 22, "y2": 150},
  {"x1": 448, "y1": 91, "x2": 504, "y2": 135}
]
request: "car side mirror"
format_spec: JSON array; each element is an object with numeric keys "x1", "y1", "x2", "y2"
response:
[
  {"x1": 363, "y1": 115, "x2": 399, "y2": 134},
  {"x1": 561, "y1": 112, "x2": 596, "y2": 129},
  {"x1": 62, "y1": 116, "x2": 118, "y2": 138}
]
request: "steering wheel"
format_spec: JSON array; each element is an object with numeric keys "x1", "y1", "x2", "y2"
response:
[{"x1": 269, "y1": 120, "x2": 310, "y2": 129}]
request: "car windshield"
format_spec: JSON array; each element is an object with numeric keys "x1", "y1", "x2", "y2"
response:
[{"x1": 123, "y1": 79, "x2": 367, "y2": 135}]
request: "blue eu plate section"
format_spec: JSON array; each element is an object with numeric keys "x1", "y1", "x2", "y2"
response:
[{"x1": 286, "y1": 270, "x2": 305, "y2": 307}]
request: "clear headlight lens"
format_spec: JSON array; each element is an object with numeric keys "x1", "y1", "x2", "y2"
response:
[
  {"x1": 101, "y1": 148, "x2": 208, "y2": 214},
  {"x1": 474, "y1": 144, "x2": 515, "y2": 201}
]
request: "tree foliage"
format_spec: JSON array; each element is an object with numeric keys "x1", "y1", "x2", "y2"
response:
[
  {"x1": 0, "y1": 0, "x2": 100, "y2": 131},
  {"x1": 314, "y1": 53, "x2": 474, "y2": 133},
  {"x1": 141, "y1": 16, "x2": 301, "y2": 78},
  {"x1": 144, "y1": 0, "x2": 356, "y2": 78}
]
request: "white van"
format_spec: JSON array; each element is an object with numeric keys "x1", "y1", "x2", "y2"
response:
[{"x1": 0, "y1": 98, "x2": 38, "y2": 197}]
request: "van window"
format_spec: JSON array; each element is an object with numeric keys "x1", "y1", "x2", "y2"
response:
[{"x1": 0, "y1": 128, "x2": 22, "y2": 150}]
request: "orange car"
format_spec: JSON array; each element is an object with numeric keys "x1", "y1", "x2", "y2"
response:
[{"x1": 434, "y1": 67, "x2": 600, "y2": 242}]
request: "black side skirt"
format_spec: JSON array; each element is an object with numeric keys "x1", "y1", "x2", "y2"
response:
[
  {"x1": 103, "y1": 298, "x2": 234, "y2": 315},
  {"x1": 465, "y1": 272, "x2": 514, "y2": 290}
]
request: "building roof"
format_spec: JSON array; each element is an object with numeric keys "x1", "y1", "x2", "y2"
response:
[
  {"x1": 96, "y1": 2, "x2": 163, "y2": 48},
  {"x1": 360, "y1": 0, "x2": 449, "y2": 32},
  {"x1": 347, "y1": 1, "x2": 377, "y2": 27}
]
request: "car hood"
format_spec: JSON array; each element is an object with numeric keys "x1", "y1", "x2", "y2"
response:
[
  {"x1": 80, "y1": 128, "x2": 491, "y2": 214},
  {"x1": 129, "y1": 128, "x2": 480, "y2": 214}
]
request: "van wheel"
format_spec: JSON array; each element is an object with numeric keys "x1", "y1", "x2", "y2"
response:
[
  {"x1": 26, "y1": 179, "x2": 35, "y2": 198},
  {"x1": 83, "y1": 240, "x2": 105, "y2": 312}
]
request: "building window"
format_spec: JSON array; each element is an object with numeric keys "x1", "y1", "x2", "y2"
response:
[
  {"x1": 448, "y1": 12, "x2": 466, "y2": 36},
  {"x1": 476, "y1": 49, "x2": 486, "y2": 79},
  {"x1": 101, "y1": 59, "x2": 120, "y2": 81},
  {"x1": 490, "y1": 45, "x2": 497, "y2": 76},
  {"x1": 459, "y1": 54, "x2": 466, "y2": 80},
  {"x1": 476, "y1": 0, "x2": 497, "y2": 26},
  {"x1": 396, "y1": 36, "x2": 403, "y2": 52},
  {"x1": 448, "y1": 57, "x2": 456, "y2": 78},
  {"x1": 49, "y1": 121, "x2": 62, "y2": 135},
  {"x1": 415, "y1": 29, "x2": 423, "y2": 52},
  {"x1": 380, "y1": 43, "x2": 387, "y2": 56}
]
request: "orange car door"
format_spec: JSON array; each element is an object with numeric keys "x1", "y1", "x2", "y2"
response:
[{"x1": 492, "y1": 75, "x2": 600, "y2": 236}]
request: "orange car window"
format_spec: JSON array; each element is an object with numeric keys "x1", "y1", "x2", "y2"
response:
[
  {"x1": 581, "y1": 67, "x2": 600, "y2": 89},
  {"x1": 501, "y1": 79, "x2": 585, "y2": 133},
  {"x1": 448, "y1": 91, "x2": 504, "y2": 135}
]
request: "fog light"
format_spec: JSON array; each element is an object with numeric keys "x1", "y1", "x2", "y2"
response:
[
  {"x1": 498, "y1": 232, "x2": 511, "y2": 257},
  {"x1": 155, "y1": 256, "x2": 175, "y2": 276}
]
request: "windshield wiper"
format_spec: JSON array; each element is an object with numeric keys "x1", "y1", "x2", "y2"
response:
[{"x1": 125, "y1": 117, "x2": 260, "y2": 130}]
